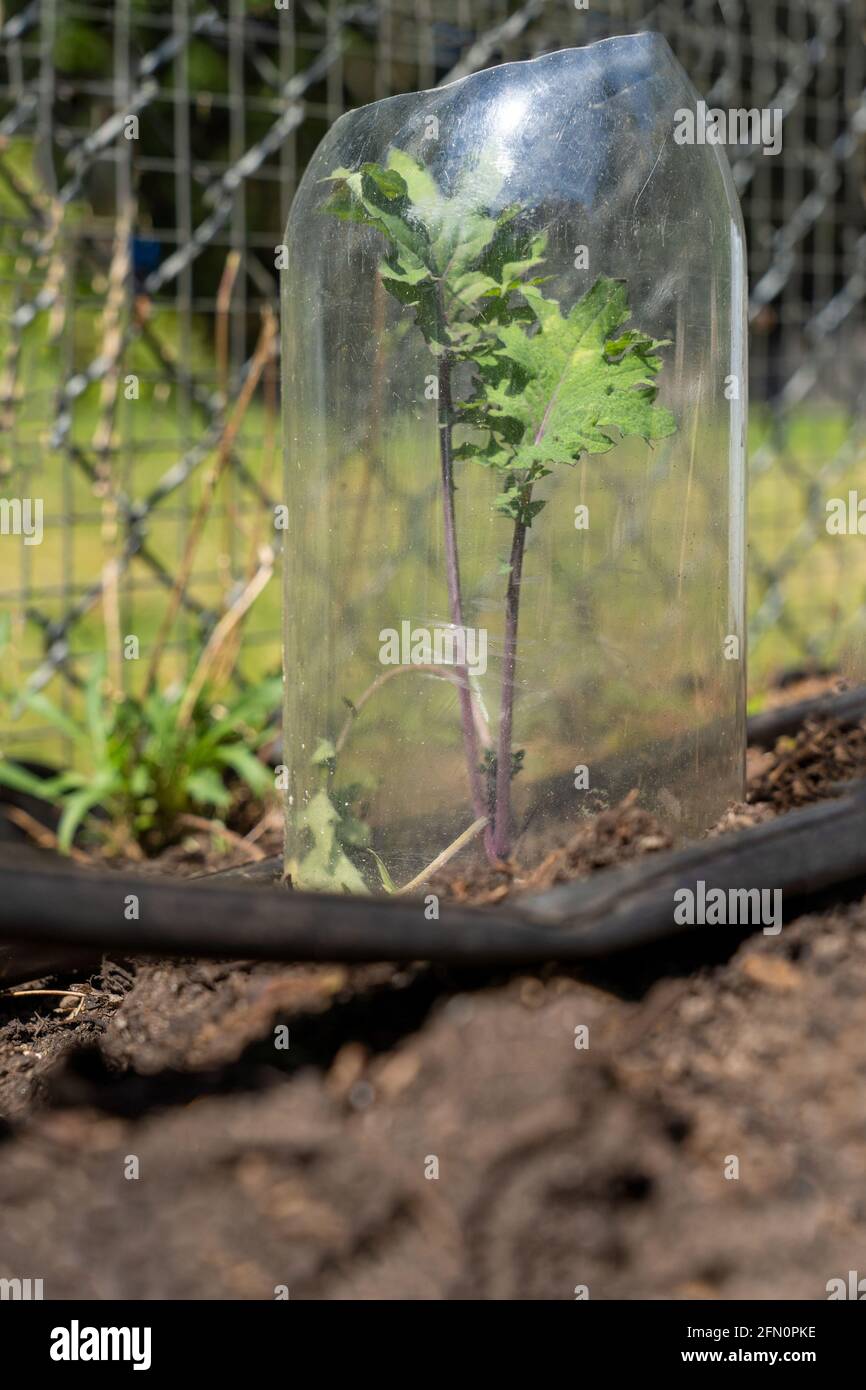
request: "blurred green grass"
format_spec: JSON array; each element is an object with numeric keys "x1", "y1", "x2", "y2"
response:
[{"x1": 0, "y1": 137, "x2": 280, "y2": 763}]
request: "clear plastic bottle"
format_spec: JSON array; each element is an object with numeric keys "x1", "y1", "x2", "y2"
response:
[{"x1": 281, "y1": 34, "x2": 747, "y2": 892}]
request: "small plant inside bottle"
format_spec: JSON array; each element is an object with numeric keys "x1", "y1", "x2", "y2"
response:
[{"x1": 288, "y1": 148, "x2": 676, "y2": 894}]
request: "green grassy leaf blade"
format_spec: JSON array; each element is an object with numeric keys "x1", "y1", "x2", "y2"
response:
[
  {"x1": 214, "y1": 744, "x2": 273, "y2": 797},
  {"x1": 186, "y1": 767, "x2": 233, "y2": 811},
  {"x1": 18, "y1": 691, "x2": 89, "y2": 745},
  {"x1": 0, "y1": 760, "x2": 77, "y2": 800},
  {"x1": 56, "y1": 785, "x2": 108, "y2": 853},
  {"x1": 366, "y1": 848, "x2": 397, "y2": 893}
]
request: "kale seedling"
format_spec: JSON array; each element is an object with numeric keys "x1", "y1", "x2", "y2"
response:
[{"x1": 321, "y1": 149, "x2": 675, "y2": 872}]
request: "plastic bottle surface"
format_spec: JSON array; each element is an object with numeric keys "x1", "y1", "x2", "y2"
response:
[{"x1": 281, "y1": 35, "x2": 747, "y2": 893}]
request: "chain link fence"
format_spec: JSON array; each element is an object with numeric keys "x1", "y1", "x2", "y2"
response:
[{"x1": 0, "y1": 0, "x2": 864, "y2": 756}]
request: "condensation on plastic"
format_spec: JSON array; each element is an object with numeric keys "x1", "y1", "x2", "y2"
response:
[{"x1": 281, "y1": 34, "x2": 747, "y2": 890}]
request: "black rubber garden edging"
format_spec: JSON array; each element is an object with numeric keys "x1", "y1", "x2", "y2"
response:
[{"x1": 1, "y1": 684, "x2": 864, "y2": 982}]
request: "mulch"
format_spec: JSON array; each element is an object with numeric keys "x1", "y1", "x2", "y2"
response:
[{"x1": 434, "y1": 706, "x2": 866, "y2": 905}]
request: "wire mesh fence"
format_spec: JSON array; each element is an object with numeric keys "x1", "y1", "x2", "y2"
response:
[{"x1": 0, "y1": 0, "x2": 864, "y2": 758}]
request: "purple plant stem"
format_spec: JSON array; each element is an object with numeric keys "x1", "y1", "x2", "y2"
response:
[
  {"x1": 491, "y1": 514, "x2": 526, "y2": 860},
  {"x1": 489, "y1": 293, "x2": 625, "y2": 856},
  {"x1": 436, "y1": 343, "x2": 492, "y2": 855}
]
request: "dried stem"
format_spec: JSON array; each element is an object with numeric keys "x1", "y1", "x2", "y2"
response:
[
  {"x1": 144, "y1": 305, "x2": 276, "y2": 694},
  {"x1": 394, "y1": 815, "x2": 488, "y2": 895},
  {"x1": 93, "y1": 199, "x2": 133, "y2": 696},
  {"x1": 1, "y1": 805, "x2": 91, "y2": 865},
  {"x1": 4, "y1": 988, "x2": 86, "y2": 1017},
  {"x1": 334, "y1": 661, "x2": 491, "y2": 760},
  {"x1": 178, "y1": 548, "x2": 274, "y2": 728},
  {"x1": 177, "y1": 813, "x2": 267, "y2": 861},
  {"x1": 244, "y1": 306, "x2": 279, "y2": 577},
  {"x1": 216, "y1": 251, "x2": 241, "y2": 602}
]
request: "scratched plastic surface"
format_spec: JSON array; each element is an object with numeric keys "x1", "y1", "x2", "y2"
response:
[{"x1": 281, "y1": 34, "x2": 747, "y2": 892}]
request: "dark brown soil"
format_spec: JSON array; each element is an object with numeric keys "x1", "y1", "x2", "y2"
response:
[
  {"x1": 433, "y1": 709, "x2": 866, "y2": 906},
  {"x1": 430, "y1": 791, "x2": 673, "y2": 905},
  {"x1": 747, "y1": 715, "x2": 866, "y2": 809},
  {"x1": 2, "y1": 707, "x2": 866, "y2": 1299}
]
